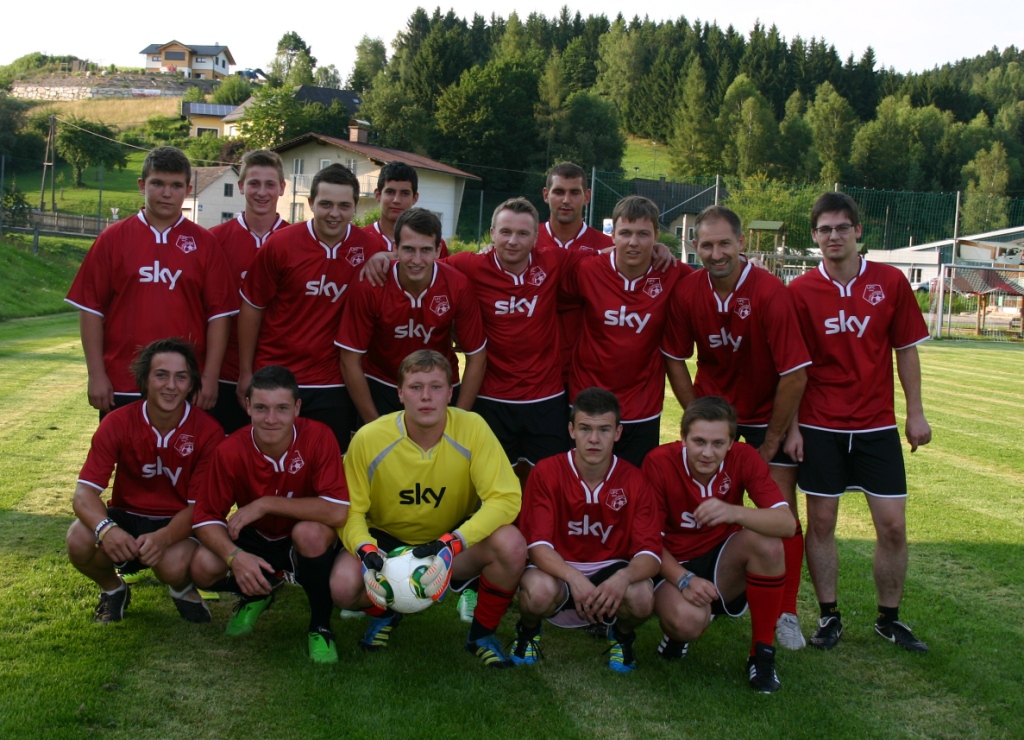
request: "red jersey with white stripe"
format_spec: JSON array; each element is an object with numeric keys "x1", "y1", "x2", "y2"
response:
[
  {"x1": 241, "y1": 221, "x2": 379, "y2": 387},
  {"x1": 535, "y1": 221, "x2": 614, "y2": 383},
  {"x1": 362, "y1": 221, "x2": 450, "y2": 259},
  {"x1": 65, "y1": 211, "x2": 238, "y2": 393},
  {"x1": 520, "y1": 451, "x2": 662, "y2": 567},
  {"x1": 643, "y1": 440, "x2": 787, "y2": 561},
  {"x1": 561, "y1": 253, "x2": 692, "y2": 422},
  {"x1": 193, "y1": 417, "x2": 349, "y2": 540},
  {"x1": 445, "y1": 249, "x2": 584, "y2": 402},
  {"x1": 789, "y1": 259, "x2": 929, "y2": 432},
  {"x1": 335, "y1": 261, "x2": 485, "y2": 387},
  {"x1": 77, "y1": 400, "x2": 225, "y2": 517},
  {"x1": 209, "y1": 214, "x2": 287, "y2": 383},
  {"x1": 662, "y1": 260, "x2": 811, "y2": 425}
]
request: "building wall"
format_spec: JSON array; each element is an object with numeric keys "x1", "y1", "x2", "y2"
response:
[
  {"x1": 188, "y1": 113, "x2": 224, "y2": 137},
  {"x1": 181, "y1": 171, "x2": 240, "y2": 229}
]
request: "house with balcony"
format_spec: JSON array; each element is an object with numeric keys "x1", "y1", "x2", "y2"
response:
[{"x1": 141, "y1": 42, "x2": 235, "y2": 80}]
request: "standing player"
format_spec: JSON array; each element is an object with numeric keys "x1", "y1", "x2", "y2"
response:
[
  {"x1": 66, "y1": 146, "x2": 237, "y2": 415},
  {"x1": 330, "y1": 351, "x2": 525, "y2": 668},
  {"x1": 363, "y1": 162, "x2": 449, "y2": 258},
  {"x1": 337, "y1": 208, "x2": 486, "y2": 422},
  {"x1": 513, "y1": 388, "x2": 661, "y2": 672},
  {"x1": 209, "y1": 149, "x2": 288, "y2": 433},
  {"x1": 787, "y1": 192, "x2": 931, "y2": 652},
  {"x1": 644, "y1": 396, "x2": 795, "y2": 693},
  {"x1": 66, "y1": 338, "x2": 224, "y2": 623},
  {"x1": 237, "y1": 163, "x2": 378, "y2": 451},
  {"x1": 662, "y1": 205, "x2": 811, "y2": 649},
  {"x1": 561, "y1": 195, "x2": 692, "y2": 467},
  {"x1": 191, "y1": 365, "x2": 349, "y2": 663}
]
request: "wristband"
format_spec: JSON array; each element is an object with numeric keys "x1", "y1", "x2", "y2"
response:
[
  {"x1": 676, "y1": 572, "x2": 695, "y2": 592},
  {"x1": 95, "y1": 521, "x2": 119, "y2": 547},
  {"x1": 226, "y1": 547, "x2": 243, "y2": 568},
  {"x1": 94, "y1": 518, "x2": 116, "y2": 539}
]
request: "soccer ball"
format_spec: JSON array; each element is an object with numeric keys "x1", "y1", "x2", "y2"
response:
[{"x1": 380, "y1": 546, "x2": 435, "y2": 614}]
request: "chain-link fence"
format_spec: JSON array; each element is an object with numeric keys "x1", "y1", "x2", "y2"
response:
[{"x1": 929, "y1": 264, "x2": 1024, "y2": 342}]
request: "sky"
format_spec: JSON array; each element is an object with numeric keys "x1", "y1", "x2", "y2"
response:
[{"x1": 3, "y1": 1, "x2": 1021, "y2": 81}]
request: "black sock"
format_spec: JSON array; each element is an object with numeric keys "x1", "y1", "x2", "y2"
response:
[
  {"x1": 517, "y1": 620, "x2": 540, "y2": 638},
  {"x1": 819, "y1": 601, "x2": 841, "y2": 620},
  {"x1": 295, "y1": 548, "x2": 336, "y2": 632},
  {"x1": 877, "y1": 605, "x2": 899, "y2": 626},
  {"x1": 468, "y1": 617, "x2": 493, "y2": 642}
]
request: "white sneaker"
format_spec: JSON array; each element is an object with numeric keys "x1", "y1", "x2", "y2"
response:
[{"x1": 775, "y1": 612, "x2": 806, "y2": 650}]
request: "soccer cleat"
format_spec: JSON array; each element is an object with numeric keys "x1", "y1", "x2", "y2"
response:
[
  {"x1": 225, "y1": 593, "x2": 274, "y2": 636},
  {"x1": 118, "y1": 569, "x2": 146, "y2": 585},
  {"x1": 339, "y1": 609, "x2": 366, "y2": 619},
  {"x1": 809, "y1": 615, "x2": 843, "y2": 650},
  {"x1": 360, "y1": 612, "x2": 403, "y2": 652},
  {"x1": 747, "y1": 642, "x2": 781, "y2": 693},
  {"x1": 656, "y1": 634, "x2": 690, "y2": 660},
  {"x1": 875, "y1": 620, "x2": 929, "y2": 653},
  {"x1": 509, "y1": 623, "x2": 543, "y2": 666},
  {"x1": 94, "y1": 585, "x2": 131, "y2": 624},
  {"x1": 197, "y1": 589, "x2": 220, "y2": 601},
  {"x1": 171, "y1": 585, "x2": 212, "y2": 623},
  {"x1": 606, "y1": 625, "x2": 638, "y2": 673},
  {"x1": 308, "y1": 627, "x2": 340, "y2": 663},
  {"x1": 465, "y1": 633, "x2": 514, "y2": 668},
  {"x1": 775, "y1": 612, "x2": 807, "y2": 650},
  {"x1": 457, "y1": 590, "x2": 478, "y2": 623}
]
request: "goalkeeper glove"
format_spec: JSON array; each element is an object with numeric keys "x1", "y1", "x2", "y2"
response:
[
  {"x1": 357, "y1": 544, "x2": 389, "y2": 609},
  {"x1": 412, "y1": 533, "x2": 464, "y2": 600}
]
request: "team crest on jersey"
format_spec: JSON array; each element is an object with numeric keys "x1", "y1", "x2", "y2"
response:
[
  {"x1": 430, "y1": 295, "x2": 451, "y2": 316},
  {"x1": 716, "y1": 472, "x2": 732, "y2": 497},
  {"x1": 605, "y1": 488, "x2": 628, "y2": 511},
  {"x1": 526, "y1": 266, "x2": 547, "y2": 286},
  {"x1": 735, "y1": 297, "x2": 752, "y2": 319},
  {"x1": 643, "y1": 278, "x2": 663, "y2": 298},
  {"x1": 346, "y1": 247, "x2": 365, "y2": 267},
  {"x1": 863, "y1": 284, "x2": 885, "y2": 305},
  {"x1": 173, "y1": 434, "x2": 194, "y2": 457},
  {"x1": 287, "y1": 451, "x2": 305, "y2": 474},
  {"x1": 175, "y1": 236, "x2": 197, "y2": 254}
]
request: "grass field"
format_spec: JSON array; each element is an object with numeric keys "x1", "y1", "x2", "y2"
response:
[
  {"x1": 0, "y1": 234, "x2": 90, "y2": 320},
  {"x1": 17, "y1": 151, "x2": 147, "y2": 219},
  {"x1": 0, "y1": 317, "x2": 1022, "y2": 738},
  {"x1": 30, "y1": 98, "x2": 182, "y2": 129}
]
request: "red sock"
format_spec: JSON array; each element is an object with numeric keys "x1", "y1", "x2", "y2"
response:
[
  {"x1": 470, "y1": 576, "x2": 516, "y2": 635},
  {"x1": 746, "y1": 572, "x2": 785, "y2": 655},
  {"x1": 363, "y1": 604, "x2": 387, "y2": 618},
  {"x1": 781, "y1": 520, "x2": 804, "y2": 615}
]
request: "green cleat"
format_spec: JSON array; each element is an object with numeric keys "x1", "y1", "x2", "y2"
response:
[
  {"x1": 457, "y1": 590, "x2": 478, "y2": 623},
  {"x1": 308, "y1": 627, "x2": 339, "y2": 663},
  {"x1": 225, "y1": 593, "x2": 274, "y2": 636}
]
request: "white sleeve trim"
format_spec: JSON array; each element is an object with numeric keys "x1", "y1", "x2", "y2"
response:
[
  {"x1": 318, "y1": 495, "x2": 350, "y2": 506},
  {"x1": 192, "y1": 520, "x2": 227, "y2": 530},
  {"x1": 65, "y1": 299, "x2": 104, "y2": 317},
  {"x1": 526, "y1": 539, "x2": 555, "y2": 550},
  {"x1": 334, "y1": 341, "x2": 367, "y2": 354},
  {"x1": 893, "y1": 335, "x2": 930, "y2": 351},
  {"x1": 77, "y1": 479, "x2": 106, "y2": 492},
  {"x1": 634, "y1": 549, "x2": 663, "y2": 564},
  {"x1": 208, "y1": 309, "x2": 239, "y2": 321},
  {"x1": 779, "y1": 360, "x2": 812, "y2": 376},
  {"x1": 463, "y1": 339, "x2": 487, "y2": 355},
  {"x1": 660, "y1": 349, "x2": 690, "y2": 361},
  {"x1": 240, "y1": 291, "x2": 265, "y2": 310}
]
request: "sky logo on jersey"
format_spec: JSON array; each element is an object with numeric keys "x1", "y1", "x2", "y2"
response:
[
  {"x1": 287, "y1": 451, "x2": 305, "y2": 474},
  {"x1": 526, "y1": 266, "x2": 547, "y2": 286},
  {"x1": 824, "y1": 310, "x2": 871, "y2": 337},
  {"x1": 735, "y1": 297, "x2": 751, "y2": 319},
  {"x1": 603, "y1": 306, "x2": 651, "y2": 334},
  {"x1": 305, "y1": 276, "x2": 346, "y2": 303},
  {"x1": 395, "y1": 320, "x2": 436, "y2": 343},
  {"x1": 142, "y1": 456, "x2": 182, "y2": 485},
  {"x1": 494, "y1": 295, "x2": 537, "y2": 317},
  {"x1": 678, "y1": 511, "x2": 699, "y2": 529},
  {"x1": 643, "y1": 277, "x2": 662, "y2": 298},
  {"x1": 139, "y1": 261, "x2": 182, "y2": 289},
  {"x1": 173, "y1": 434, "x2": 194, "y2": 457},
  {"x1": 708, "y1": 329, "x2": 743, "y2": 351},
  {"x1": 399, "y1": 483, "x2": 446, "y2": 508},
  {"x1": 568, "y1": 515, "x2": 613, "y2": 543},
  {"x1": 863, "y1": 284, "x2": 885, "y2": 305},
  {"x1": 605, "y1": 488, "x2": 627, "y2": 511},
  {"x1": 430, "y1": 295, "x2": 450, "y2": 317},
  {"x1": 176, "y1": 235, "x2": 197, "y2": 254}
]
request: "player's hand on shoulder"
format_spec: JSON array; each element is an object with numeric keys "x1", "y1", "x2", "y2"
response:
[
  {"x1": 652, "y1": 241, "x2": 678, "y2": 271},
  {"x1": 359, "y1": 252, "x2": 393, "y2": 286},
  {"x1": 87, "y1": 373, "x2": 115, "y2": 413},
  {"x1": 476, "y1": 242, "x2": 495, "y2": 255},
  {"x1": 412, "y1": 533, "x2": 464, "y2": 600},
  {"x1": 693, "y1": 497, "x2": 738, "y2": 528},
  {"x1": 905, "y1": 413, "x2": 932, "y2": 452},
  {"x1": 357, "y1": 544, "x2": 388, "y2": 609},
  {"x1": 680, "y1": 575, "x2": 718, "y2": 608}
]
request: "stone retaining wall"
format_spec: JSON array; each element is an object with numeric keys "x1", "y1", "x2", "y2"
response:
[{"x1": 10, "y1": 74, "x2": 218, "y2": 101}]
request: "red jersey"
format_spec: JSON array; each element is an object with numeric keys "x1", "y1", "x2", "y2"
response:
[
  {"x1": 209, "y1": 214, "x2": 287, "y2": 383},
  {"x1": 65, "y1": 211, "x2": 238, "y2": 394},
  {"x1": 789, "y1": 259, "x2": 929, "y2": 432},
  {"x1": 520, "y1": 451, "x2": 662, "y2": 567},
  {"x1": 335, "y1": 261, "x2": 485, "y2": 387},
  {"x1": 643, "y1": 440, "x2": 787, "y2": 561},
  {"x1": 662, "y1": 260, "x2": 811, "y2": 425},
  {"x1": 445, "y1": 249, "x2": 583, "y2": 402},
  {"x1": 77, "y1": 400, "x2": 224, "y2": 517},
  {"x1": 241, "y1": 221, "x2": 379, "y2": 387},
  {"x1": 561, "y1": 253, "x2": 692, "y2": 422},
  {"x1": 362, "y1": 221, "x2": 450, "y2": 259},
  {"x1": 193, "y1": 417, "x2": 349, "y2": 540},
  {"x1": 535, "y1": 221, "x2": 614, "y2": 383}
]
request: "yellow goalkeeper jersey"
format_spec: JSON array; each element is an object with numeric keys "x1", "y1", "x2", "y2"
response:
[{"x1": 341, "y1": 407, "x2": 521, "y2": 553}]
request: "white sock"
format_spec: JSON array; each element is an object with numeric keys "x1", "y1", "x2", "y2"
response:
[
  {"x1": 167, "y1": 583, "x2": 196, "y2": 599},
  {"x1": 102, "y1": 582, "x2": 126, "y2": 596}
]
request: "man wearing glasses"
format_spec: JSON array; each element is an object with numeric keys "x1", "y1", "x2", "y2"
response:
[{"x1": 786, "y1": 192, "x2": 931, "y2": 653}]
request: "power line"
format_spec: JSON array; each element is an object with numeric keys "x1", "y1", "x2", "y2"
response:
[{"x1": 53, "y1": 116, "x2": 240, "y2": 166}]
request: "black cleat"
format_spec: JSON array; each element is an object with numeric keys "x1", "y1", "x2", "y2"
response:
[
  {"x1": 875, "y1": 620, "x2": 929, "y2": 652},
  {"x1": 809, "y1": 615, "x2": 843, "y2": 650},
  {"x1": 94, "y1": 585, "x2": 131, "y2": 624},
  {"x1": 747, "y1": 642, "x2": 781, "y2": 693}
]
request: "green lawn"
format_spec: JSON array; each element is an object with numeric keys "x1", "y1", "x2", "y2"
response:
[
  {"x1": 1, "y1": 320, "x2": 1022, "y2": 738},
  {"x1": 0, "y1": 235, "x2": 90, "y2": 320},
  {"x1": 15, "y1": 151, "x2": 146, "y2": 218}
]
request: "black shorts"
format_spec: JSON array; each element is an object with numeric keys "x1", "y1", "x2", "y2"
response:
[
  {"x1": 299, "y1": 386, "x2": 356, "y2": 453},
  {"x1": 105, "y1": 506, "x2": 174, "y2": 569},
  {"x1": 798, "y1": 426, "x2": 907, "y2": 497},
  {"x1": 235, "y1": 526, "x2": 296, "y2": 574},
  {"x1": 614, "y1": 416, "x2": 661, "y2": 468},
  {"x1": 209, "y1": 381, "x2": 249, "y2": 435},
  {"x1": 653, "y1": 535, "x2": 748, "y2": 617},
  {"x1": 99, "y1": 393, "x2": 142, "y2": 422},
  {"x1": 368, "y1": 528, "x2": 477, "y2": 593},
  {"x1": 474, "y1": 394, "x2": 569, "y2": 465},
  {"x1": 737, "y1": 424, "x2": 795, "y2": 466}
]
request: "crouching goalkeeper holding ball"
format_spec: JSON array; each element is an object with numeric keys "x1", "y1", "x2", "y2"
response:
[{"x1": 330, "y1": 350, "x2": 525, "y2": 667}]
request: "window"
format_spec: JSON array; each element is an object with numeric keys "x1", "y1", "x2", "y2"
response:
[
  {"x1": 224, "y1": 183, "x2": 234, "y2": 197},
  {"x1": 320, "y1": 159, "x2": 332, "y2": 170},
  {"x1": 292, "y1": 158, "x2": 304, "y2": 175},
  {"x1": 196, "y1": 57, "x2": 208, "y2": 63},
  {"x1": 687, "y1": 226, "x2": 696, "y2": 243},
  {"x1": 196, "y1": 127, "x2": 218, "y2": 137},
  {"x1": 151, "y1": 56, "x2": 161, "y2": 62},
  {"x1": 221, "y1": 212, "x2": 234, "y2": 223},
  {"x1": 291, "y1": 203, "x2": 305, "y2": 221},
  {"x1": 687, "y1": 253, "x2": 698, "y2": 265},
  {"x1": 165, "y1": 51, "x2": 186, "y2": 61},
  {"x1": 909, "y1": 268, "x2": 922, "y2": 283},
  {"x1": 346, "y1": 158, "x2": 358, "y2": 175}
]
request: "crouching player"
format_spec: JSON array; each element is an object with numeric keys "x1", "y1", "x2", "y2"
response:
[
  {"x1": 190, "y1": 365, "x2": 349, "y2": 663},
  {"x1": 643, "y1": 397, "x2": 795, "y2": 693},
  {"x1": 330, "y1": 350, "x2": 525, "y2": 667},
  {"x1": 513, "y1": 388, "x2": 661, "y2": 672},
  {"x1": 67, "y1": 338, "x2": 225, "y2": 623}
]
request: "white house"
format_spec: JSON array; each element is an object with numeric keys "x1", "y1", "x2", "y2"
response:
[
  {"x1": 140, "y1": 42, "x2": 235, "y2": 80},
  {"x1": 181, "y1": 166, "x2": 240, "y2": 229}
]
